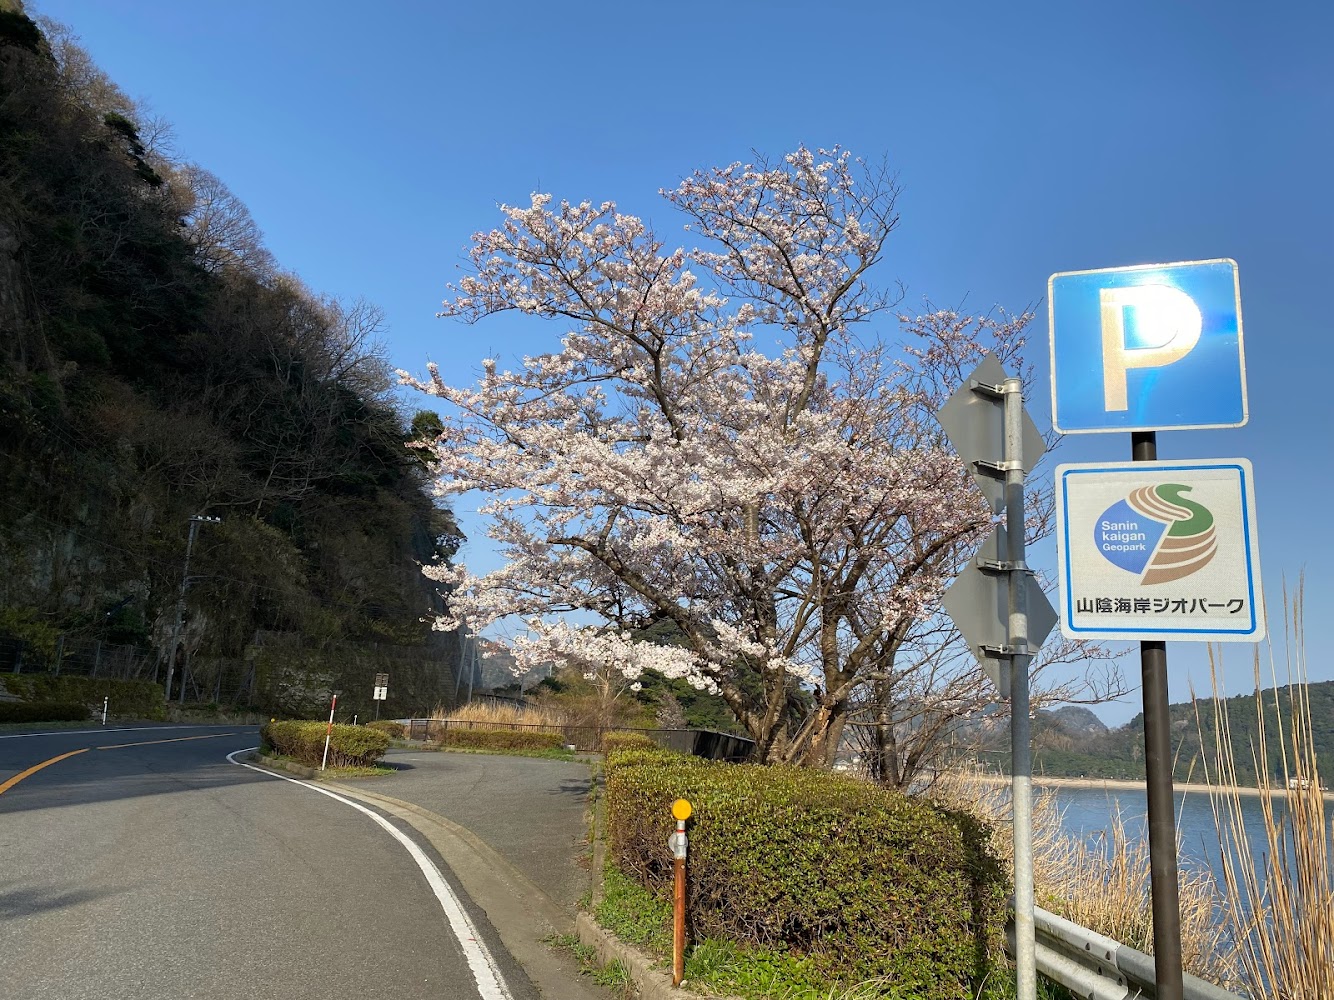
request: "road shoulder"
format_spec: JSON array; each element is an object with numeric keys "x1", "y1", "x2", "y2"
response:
[{"x1": 328, "y1": 780, "x2": 611, "y2": 1000}]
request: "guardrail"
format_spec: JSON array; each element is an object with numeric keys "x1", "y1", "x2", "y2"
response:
[{"x1": 1008, "y1": 905, "x2": 1241, "y2": 1000}]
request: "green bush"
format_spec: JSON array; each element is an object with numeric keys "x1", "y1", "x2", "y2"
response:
[
  {"x1": 431, "y1": 727, "x2": 565, "y2": 752},
  {"x1": 366, "y1": 719, "x2": 406, "y2": 738},
  {"x1": 262, "y1": 720, "x2": 390, "y2": 768},
  {"x1": 1, "y1": 675, "x2": 166, "y2": 720},
  {"x1": 603, "y1": 744, "x2": 682, "y2": 772},
  {"x1": 0, "y1": 701, "x2": 90, "y2": 723},
  {"x1": 605, "y1": 756, "x2": 1008, "y2": 998},
  {"x1": 600, "y1": 730, "x2": 661, "y2": 754}
]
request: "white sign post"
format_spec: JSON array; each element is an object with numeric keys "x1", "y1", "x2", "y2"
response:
[
  {"x1": 1055, "y1": 459, "x2": 1264, "y2": 642},
  {"x1": 372, "y1": 673, "x2": 388, "y2": 722}
]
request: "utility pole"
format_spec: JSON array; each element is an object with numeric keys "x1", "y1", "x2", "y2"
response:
[{"x1": 164, "y1": 515, "x2": 221, "y2": 702}]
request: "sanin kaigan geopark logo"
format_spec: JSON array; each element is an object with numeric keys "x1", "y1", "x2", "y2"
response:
[{"x1": 1095, "y1": 484, "x2": 1217, "y2": 585}]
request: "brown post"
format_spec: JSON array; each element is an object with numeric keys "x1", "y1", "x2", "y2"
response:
[
  {"x1": 669, "y1": 798, "x2": 692, "y2": 987},
  {"x1": 673, "y1": 834, "x2": 686, "y2": 986}
]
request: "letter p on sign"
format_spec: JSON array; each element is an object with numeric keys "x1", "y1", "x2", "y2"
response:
[
  {"x1": 1099, "y1": 285, "x2": 1202, "y2": 411},
  {"x1": 1049, "y1": 259, "x2": 1247, "y2": 434}
]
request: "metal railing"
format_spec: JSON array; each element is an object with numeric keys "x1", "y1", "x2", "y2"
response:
[
  {"x1": 403, "y1": 718, "x2": 755, "y2": 761},
  {"x1": 1008, "y1": 905, "x2": 1241, "y2": 1000}
]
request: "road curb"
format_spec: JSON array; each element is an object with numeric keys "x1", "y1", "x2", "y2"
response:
[
  {"x1": 250, "y1": 752, "x2": 320, "y2": 779},
  {"x1": 576, "y1": 910, "x2": 684, "y2": 1000}
]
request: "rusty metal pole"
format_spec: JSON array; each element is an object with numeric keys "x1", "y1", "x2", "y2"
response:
[
  {"x1": 673, "y1": 824, "x2": 686, "y2": 985},
  {"x1": 669, "y1": 798, "x2": 692, "y2": 987}
]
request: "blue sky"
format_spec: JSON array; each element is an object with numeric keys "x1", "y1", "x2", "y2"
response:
[{"x1": 36, "y1": 0, "x2": 1333, "y2": 725}]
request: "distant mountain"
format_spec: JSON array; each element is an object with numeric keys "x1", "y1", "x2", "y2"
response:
[
  {"x1": 976, "y1": 682, "x2": 1334, "y2": 786},
  {"x1": 1048, "y1": 706, "x2": 1108, "y2": 736}
]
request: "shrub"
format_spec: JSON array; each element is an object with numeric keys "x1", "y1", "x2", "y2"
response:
[
  {"x1": 600, "y1": 731, "x2": 661, "y2": 754},
  {"x1": 605, "y1": 755, "x2": 1008, "y2": 999},
  {"x1": 366, "y1": 719, "x2": 406, "y2": 738},
  {"x1": 1, "y1": 675, "x2": 166, "y2": 720},
  {"x1": 432, "y1": 701, "x2": 566, "y2": 728},
  {"x1": 262, "y1": 720, "x2": 390, "y2": 768},
  {"x1": 430, "y1": 727, "x2": 565, "y2": 752},
  {"x1": 0, "y1": 701, "x2": 90, "y2": 723}
]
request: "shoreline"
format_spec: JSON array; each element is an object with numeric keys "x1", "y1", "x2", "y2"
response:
[{"x1": 973, "y1": 773, "x2": 1333, "y2": 801}]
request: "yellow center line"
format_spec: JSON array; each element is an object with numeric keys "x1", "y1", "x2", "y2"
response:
[
  {"x1": 0, "y1": 731, "x2": 245, "y2": 796},
  {"x1": 0, "y1": 748, "x2": 89, "y2": 797},
  {"x1": 96, "y1": 732, "x2": 240, "y2": 750}
]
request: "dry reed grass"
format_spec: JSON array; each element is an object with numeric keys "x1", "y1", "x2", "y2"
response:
[
  {"x1": 1196, "y1": 581, "x2": 1332, "y2": 1000},
  {"x1": 430, "y1": 700, "x2": 568, "y2": 730},
  {"x1": 930, "y1": 764, "x2": 1232, "y2": 984}
]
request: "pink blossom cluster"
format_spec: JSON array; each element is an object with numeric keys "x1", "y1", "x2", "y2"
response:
[{"x1": 401, "y1": 146, "x2": 1036, "y2": 745}]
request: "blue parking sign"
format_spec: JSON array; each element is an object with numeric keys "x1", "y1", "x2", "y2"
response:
[{"x1": 1048, "y1": 259, "x2": 1248, "y2": 433}]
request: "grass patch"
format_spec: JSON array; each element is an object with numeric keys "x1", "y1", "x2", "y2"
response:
[
  {"x1": 595, "y1": 863, "x2": 673, "y2": 954},
  {"x1": 545, "y1": 931, "x2": 634, "y2": 997},
  {"x1": 0, "y1": 717, "x2": 101, "y2": 732},
  {"x1": 433, "y1": 701, "x2": 567, "y2": 727},
  {"x1": 1197, "y1": 581, "x2": 1332, "y2": 998},
  {"x1": 930, "y1": 765, "x2": 1229, "y2": 985},
  {"x1": 417, "y1": 743, "x2": 577, "y2": 762}
]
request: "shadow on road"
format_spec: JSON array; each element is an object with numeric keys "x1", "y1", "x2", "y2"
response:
[{"x1": 0, "y1": 882, "x2": 123, "y2": 921}]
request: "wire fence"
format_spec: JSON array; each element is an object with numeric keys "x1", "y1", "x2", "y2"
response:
[
  {"x1": 0, "y1": 634, "x2": 258, "y2": 706},
  {"x1": 0, "y1": 635, "x2": 156, "y2": 681}
]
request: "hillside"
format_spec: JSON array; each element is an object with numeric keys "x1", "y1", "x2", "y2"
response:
[
  {"x1": 0, "y1": 8, "x2": 460, "y2": 716},
  {"x1": 976, "y1": 682, "x2": 1334, "y2": 786}
]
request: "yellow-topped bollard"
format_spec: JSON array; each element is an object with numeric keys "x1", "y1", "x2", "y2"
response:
[{"x1": 669, "y1": 798, "x2": 691, "y2": 986}]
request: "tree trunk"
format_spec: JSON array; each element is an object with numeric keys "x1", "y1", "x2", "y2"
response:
[{"x1": 870, "y1": 677, "x2": 902, "y2": 787}]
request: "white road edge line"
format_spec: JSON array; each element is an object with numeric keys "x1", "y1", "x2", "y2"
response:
[
  {"x1": 0, "y1": 724, "x2": 236, "y2": 741},
  {"x1": 227, "y1": 748, "x2": 513, "y2": 1000}
]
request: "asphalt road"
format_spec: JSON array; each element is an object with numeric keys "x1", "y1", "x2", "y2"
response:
[
  {"x1": 0, "y1": 725, "x2": 538, "y2": 1000},
  {"x1": 376, "y1": 748, "x2": 594, "y2": 914}
]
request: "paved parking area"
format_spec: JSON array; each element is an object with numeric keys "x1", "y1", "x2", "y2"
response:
[{"x1": 375, "y1": 748, "x2": 595, "y2": 914}]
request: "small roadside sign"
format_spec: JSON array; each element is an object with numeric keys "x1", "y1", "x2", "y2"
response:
[
  {"x1": 1055, "y1": 459, "x2": 1264, "y2": 641},
  {"x1": 1049, "y1": 259, "x2": 1247, "y2": 434},
  {"x1": 938, "y1": 353, "x2": 1047, "y2": 512},
  {"x1": 942, "y1": 525, "x2": 1058, "y2": 698},
  {"x1": 373, "y1": 672, "x2": 389, "y2": 702},
  {"x1": 937, "y1": 354, "x2": 1056, "y2": 699}
]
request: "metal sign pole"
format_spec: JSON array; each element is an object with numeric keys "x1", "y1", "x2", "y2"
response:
[
  {"x1": 1131, "y1": 431, "x2": 1185, "y2": 1000},
  {"x1": 1004, "y1": 377, "x2": 1036, "y2": 1000},
  {"x1": 938, "y1": 354, "x2": 1059, "y2": 1000}
]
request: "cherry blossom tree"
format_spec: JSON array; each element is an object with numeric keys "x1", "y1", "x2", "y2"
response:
[{"x1": 403, "y1": 146, "x2": 1088, "y2": 766}]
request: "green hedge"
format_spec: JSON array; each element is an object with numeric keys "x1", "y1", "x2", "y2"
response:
[
  {"x1": 262, "y1": 720, "x2": 390, "y2": 768},
  {"x1": 600, "y1": 731, "x2": 661, "y2": 754},
  {"x1": 0, "y1": 701, "x2": 90, "y2": 723},
  {"x1": 366, "y1": 719, "x2": 406, "y2": 738},
  {"x1": 1, "y1": 675, "x2": 166, "y2": 720},
  {"x1": 605, "y1": 753, "x2": 1008, "y2": 998},
  {"x1": 431, "y1": 728, "x2": 565, "y2": 752}
]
